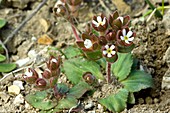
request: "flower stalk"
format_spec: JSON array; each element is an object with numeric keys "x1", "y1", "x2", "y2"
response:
[
  {"x1": 106, "y1": 62, "x2": 112, "y2": 83},
  {"x1": 71, "y1": 25, "x2": 81, "y2": 41}
]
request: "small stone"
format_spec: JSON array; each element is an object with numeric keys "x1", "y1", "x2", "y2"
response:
[
  {"x1": 8, "y1": 85, "x2": 20, "y2": 95},
  {"x1": 0, "y1": 92, "x2": 10, "y2": 103},
  {"x1": 13, "y1": 94, "x2": 24, "y2": 106},
  {"x1": 87, "y1": 111, "x2": 95, "y2": 113},
  {"x1": 85, "y1": 101, "x2": 94, "y2": 110},
  {"x1": 25, "y1": 101, "x2": 32, "y2": 109},
  {"x1": 13, "y1": 80, "x2": 24, "y2": 90},
  {"x1": 162, "y1": 68, "x2": 170, "y2": 90},
  {"x1": 154, "y1": 98, "x2": 159, "y2": 104},
  {"x1": 28, "y1": 50, "x2": 37, "y2": 59},
  {"x1": 138, "y1": 98, "x2": 144, "y2": 104},
  {"x1": 145, "y1": 97, "x2": 153, "y2": 104},
  {"x1": 163, "y1": 47, "x2": 170, "y2": 67},
  {"x1": 15, "y1": 57, "x2": 32, "y2": 67}
]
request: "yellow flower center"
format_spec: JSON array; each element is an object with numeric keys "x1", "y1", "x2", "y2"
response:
[
  {"x1": 124, "y1": 36, "x2": 128, "y2": 40},
  {"x1": 107, "y1": 48, "x2": 112, "y2": 54}
]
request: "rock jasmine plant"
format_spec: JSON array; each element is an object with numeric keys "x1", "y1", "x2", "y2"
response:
[{"x1": 23, "y1": 0, "x2": 154, "y2": 113}]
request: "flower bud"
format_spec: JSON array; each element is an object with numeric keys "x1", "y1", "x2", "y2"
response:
[
  {"x1": 23, "y1": 68, "x2": 38, "y2": 84},
  {"x1": 46, "y1": 56, "x2": 61, "y2": 71},
  {"x1": 42, "y1": 69, "x2": 51, "y2": 79},
  {"x1": 105, "y1": 30, "x2": 116, "y2": 42},
  {"x1": 35, "y1": 78, "x2": 47, "y2": 89},
  {"x1": 83, "y1": 72, "x2": 96, "y2": 85},
  {"x1": 53, "y1": 4, "x2": 68, "y2": 17}
]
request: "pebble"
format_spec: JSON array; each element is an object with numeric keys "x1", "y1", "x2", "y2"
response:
[
  {"x1": 85, "y1": 101, "x2": 94, "y2": 109},
  {"x1": 138, "y1": 98, "x2": 144, "y2": 104},
  {"x1": 15, "y1": 57, "x2": 32, "y2": 67},
  {"x1": 87, "y1": 111, "x2": 95, "y2": 113},
  {"x1": 163, "y1": 47, "x2": 170, "y2": 67},
  {"x1": 13, "y1": 94, "x2": 24, "y2": 106},
  {"x1": 161, "y1": 67, "x2": 170, "y2": 90},
  {"x1": 13, "y1": 80, "x2": 24, "y2": 90},
  {"x1": 145, "y1": 97, "x2": 153, "y2": 104},
  {"x1": 0, "y1": 92, "x2": 10, "y2": 103},
  {"x1": 8, "y1": 85, "x2": 20, "y2": 95},
  {"x1": 25, "y1": 101, "x2": 32, "y2": 109}
]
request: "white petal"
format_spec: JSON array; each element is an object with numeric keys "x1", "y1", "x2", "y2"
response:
[
  {"x1": 84, "y1": 39, "x2": 92, "y2": 49},
  {"x1": 128, "y1": 37, "x2": 134, "y2": 41},
  {"x1": 118, "y1": 16, "x2": 123, "y2": 23},
  {"x1": 103, "y1": 50, "x2": 107, "y2": 55},
  {"x1": 102, "y1": 17, "x2": 106, "y2": 25},
  {"x1": 25, "y1": 71, "x2": 33, "y2": 77},
  {"x1": 122, "y1": 29, "x2": 126, "y2": 36},
  {"x1": 105, "y1": 45, "x2": 109, "y2": 49},
  {"x1": 110, "y1": 45, "x2": 115, "y2": 50},
  {"x1": 92, "y1": 20, "x2": 99, "y2": 27},
  {"x1": 51, "y1": 58, "x2": 57, "y2": 63},
  {"x1": 111, "y1": 51, "x2": 116, "y2": 55},
  {"x1": 125, "y1": 40, "x2": 130, "y2": 44},
  {"x1": 127, "y1": 31, "x2": 133, "y2": 38},
  {"x1": 120, "y1": 36, "x2": 124, "y2": 40},
  {"x1": 107, "y1": 53, "x2": 112, "y2": 58},
  {"x1": 97, "y1": 16, "x2": 102, "y2": 23}
]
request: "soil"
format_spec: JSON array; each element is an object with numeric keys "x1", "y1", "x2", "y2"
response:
[{"x1": 0, "y1": 0, "x2": 170, "y2": 113}]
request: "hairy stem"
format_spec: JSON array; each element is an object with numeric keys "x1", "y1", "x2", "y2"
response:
[
  {"x1": 106, "y1": 62, "x2": 112, "y2": 83},
  {"x1": 71, "y1": 24, "x2": 81, "y2": 41}
]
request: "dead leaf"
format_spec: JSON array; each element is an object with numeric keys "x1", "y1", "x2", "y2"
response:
[
  {"x1": 39, "y1": 18, "x2": 51, "y2": 32},
  {"x1": 38, "y1": 34, "x2": 53, "y2": 45}
]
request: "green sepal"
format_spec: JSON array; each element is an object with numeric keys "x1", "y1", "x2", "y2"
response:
[
  {"x1": 117, "y1": 44, "x2": 135, "y2": 53},
  {"x1": 105, "y1": 54, "x2": 118, "y2": 63}
]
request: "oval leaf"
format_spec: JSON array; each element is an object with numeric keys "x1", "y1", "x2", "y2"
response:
[
  {"x1": 121, "y1": 70, "x2": 154, "y2": 92},
  {"x1": 99, "y1": 88, "x2": 129, "y2": 112},
  {"x1": 63, "y1": 57, "x2": 104, "y2": 84},
  {"x1": 0, "y1": 54, "x2": 6, "y2": 62},
  {"x1": 63, "y1": 46, "x2": 82, "y2": 59},
  {"x1": 0, "y1": 63, "x2": 16, "y2": 72},
  {"x1": 0, "y1": 18, "x2": 6, "y2": 29},
  {"x1": 25, "y1": 90, "x2": 57, "y2": 110},
  {"x1": 112, "y1": 53, "x2": 133, "y2": 81}
]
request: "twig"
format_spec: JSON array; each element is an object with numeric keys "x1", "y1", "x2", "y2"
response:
[
  {"x1": 0, "y1": 39, "x2": 9, "y2": 62},
  {"x1": 147, "y1": 8, "x2": 157, "y2": 22},
  {"x1": 3, "y1": 0, "x2": 48, "y2": 44},
  {"x1": 0, "y1": 63, "x2": 45, "y2": 82}
]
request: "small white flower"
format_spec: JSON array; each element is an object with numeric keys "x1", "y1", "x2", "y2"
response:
[
  {"x1": 103, "y1": 45, "x2": 116, "y2": 58},
  {"x1": 92, "y1": 16, "x2": 106, "y2": 27},
  {"x1": 51, "y1": 58, "x2": 57, "y2": 63},
  {"x1": 24, "y1": 69, "x2": 33, "y2": 78},
  {"x1": 117, "y1": 16, "x2": 123, "y2": 23},
  {"x1": 84, "y1": 39, "x2": 92, "y2": 49},
  {"x1": 57, "y1": 8, "x2": 61, "y2": 13},
  {"x1": 120, "y1": 29, "x2": 134, "y2": 44}
]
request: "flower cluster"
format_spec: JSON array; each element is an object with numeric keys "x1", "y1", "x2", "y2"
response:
[
  {"x1": 53, "y1": 0, "x2": 82, "y2": 17},
  {"x1": 23, "y1": 56, "x2": 61, "y2": 90},
  {"x1": 76, "y1": 11, "x2": 136, "y2": 63}
]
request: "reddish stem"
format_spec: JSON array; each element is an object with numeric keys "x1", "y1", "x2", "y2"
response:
[
  {"x1": 106, "y1": 62, "x2": 112, "y2": 83},
  {"x1": 71, "y1": 25, "x2": 81, "y2": 41}
]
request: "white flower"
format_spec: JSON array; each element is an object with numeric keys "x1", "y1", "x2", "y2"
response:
[
  {"x1": 117, "y1": 16, "x2": 123, "y2": 23},
  {"x1": 92, "y1": 16, "x2": 106, "y2": 27},
  {"x1": 120, "y1": 29, "x2": 134, "y2": 44},
  {"x1": 24, "y1": 69, "x2": 33, "y2": 78},
  {"x1": 84, "y1": 39, "x2": 92, "y2": 49},
  {"x1": 103, "y1": 45, "x2": 116, "y2": 58},
  {"x1": 51, "y1": 58, "x2": 57, "y2": 63}
]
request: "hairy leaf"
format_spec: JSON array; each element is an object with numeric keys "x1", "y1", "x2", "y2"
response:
[
  {"x1": 25, "y1": 90, "x2": 57, "y2": 110},
  {"x1": 99, "y1": 88, "x2": 129, "y2": 112},
  {"x1": 0, "y1": 63, "x2": 16, "y2": 72},
  {"x1": 63, "y1": 46, "x2": 82, "y2": 59},
  {"x1": 112, "y1": 53, "x2": 133, "y2": 81},
  {"x1": 0, "y1": 54, "x2": 6, "y2": 62},
  {"x1": 121, "y1": 70, "x2": 154, "y2": 92},
  {"x1": 68, "y1": 81, "x2": 91, "y2": 98},
  {"x1": 63, "y1": 57, "x2": 104, "y2": 84}
]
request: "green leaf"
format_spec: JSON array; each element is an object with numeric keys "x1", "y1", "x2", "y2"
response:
[
  {"x1": 53, "y1": 97, "x2": 77, "y2": 112},
  {"x1": 57, "y1": 83, "x2": 69, "y2": 95},
  {"x1": 99, "y1": 88, "x2": 129, "y2": 112},
  {"x1": 0, "y1": 18, "x2": 6, "y2": 29},
  {"x1": 25, "y1": 90, "x2": 57, "y2": 110},
  {"x1": 112, "y1": 53, "x2": 133, "y2": 81},
  {"x1": 63, "y1": 46, "x2": 82, "y2": 59},
  {"x1": 68, "y1": 81, "x2": 91, "y2": 98},
  {"x1": 96, "y1": 58, "x2": 106, "y2": 69},
  {"x1": 127, "y1": 92, "x2": 135, "y2": 104},
  {"x1": 0, "y1": 63, "x2": 16, "y2": 72},
  {"x1": 63, "y1": 57, "x2": 104, "y2": 84},
  {"x1": 0, "y1": 54, "x2": 6, "y2": 62},
  {"x1": 121, "y1": 70, "x2": 154, "y2": 92}
]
